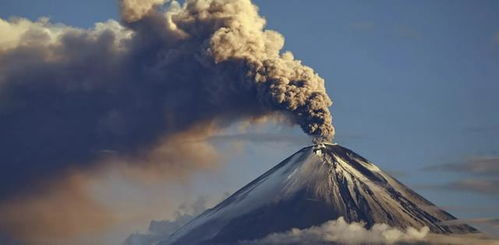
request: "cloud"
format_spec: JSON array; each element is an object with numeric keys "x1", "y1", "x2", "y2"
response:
[
  {"x1": 426, "y1": 157, "x2": 499, "y2": 176},
  {"x1": 124, "y1": 195, "x2": 228, "y2": 245},
  {"x1": 439, "y1": 217, "x2": 499, "y2": 237},
  {"x1": 0, "y1": 171, "x2": 116, "y2": 244},
  {"x1": 0, "y1": 234, "x2": 21, "y2": 245},
  {"x1": 0, "y1": 0, "x2": 333, "y2": 200},
  {"x1": 207, "y1": 133, "x2": 310, "y2": 145},
  {"x1": 241, "y1": 217, "x2": 499, "y2": 245},
  {"x1": 439, "y1": 218, "x2": 499, "y2": 228},
  {"x1": 442, "y1": 179, "x2": 499, "y2": 195},
  {"x1": 424, "y1": 156, "x2": 499, "y2": 196},
  {"x1": 120, "y1": 0, "x2": 168, "y2": 22},
  {"x1": 0, "y1": 127, "x2": 232, "y2": 244},
  {"x1": 241, "y1": 217, "x2": 429, "y2": 245},
  {"x1": 124, "y1": 199, "x2": 205, "y2": 245},
  {"x1": 0, "y1": 0, "x2": 335, "y2": 242},
  {"x1": 435, "y1": 205, "x2": 499, "y2": 214}
]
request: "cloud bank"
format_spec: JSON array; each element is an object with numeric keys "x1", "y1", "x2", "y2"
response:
[
  {"x1": 242, "y1": 217, "x2": 429, "y2": 245},
  {"x1": 425, "y1": 156, "x2": 499, "y2": 196},
  {"x1": 242, "y1": 217, "x2": 499, "y2": 245}
]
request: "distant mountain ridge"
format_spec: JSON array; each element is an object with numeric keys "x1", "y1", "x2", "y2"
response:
[{"x1": 160, "y1": 143, "x2": 477, "y2": 245}]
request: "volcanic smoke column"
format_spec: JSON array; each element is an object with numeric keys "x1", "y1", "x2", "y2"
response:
[
  {"x1": 121, "y1": 0, "x2": 335, "y2": 141},
  {"x1": 0, "y1": 0, "x2": 334, "y2": 241},
  {"x1": 0, "y1": 0, "x2": 336, "y2": 208},
  {"x1": 204, "y1": 0, "x2": 335, "y2": 141}
]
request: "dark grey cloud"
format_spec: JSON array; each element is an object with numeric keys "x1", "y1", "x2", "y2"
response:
[
  {"x1": 207, "y1": 133, "x2": 310, "y2": 145},
  {"x1": 426, "y1": 157, "x2": 499, "y2": 176},
  {"x1": 439, "y1": 218, "x2": 499, "y2": 238},
  {"x1": 443, "y1": 179, "x2": 499, "y2": 195},
  {"x1": 0, "y1": 0, "x2": 334, "y2": 201},
  {"x1": 125, "y1": 194, "x2": 230, "y2": 245},
  {"x1": 423, "y1": 156, "x2": 499, "y2": 197},
  {"x1": 439, "y1": 218, "x2": 499, "y2": 228},
  {"x1": 0, "y1": 0, "x2": 335, "y2": 243},
  {"x1": 438, "y1": 205, "x2": 499, "y2": 214},
  {"x1": 0, "y1": 234, "x2": 22, "y2": 245}
]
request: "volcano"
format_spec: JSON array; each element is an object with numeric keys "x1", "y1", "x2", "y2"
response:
[{"x1": 160, "y1": 143, "x2": 477, "y2": 245}]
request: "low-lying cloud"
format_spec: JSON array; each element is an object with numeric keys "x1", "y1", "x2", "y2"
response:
[
  {"x1": 242, "y1": 217, "x2": 429, "y2": 245},
  {"x1": 242, "y1": 217, "x2": 499, "y2": 245}
]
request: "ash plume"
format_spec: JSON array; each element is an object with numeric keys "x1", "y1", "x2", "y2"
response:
[
  {"x1": 0, "y1": 0, "x2": 334, "y2": 201},
  {"x1": 120, "y1": 0, "x2": 168, "y2": 22}
]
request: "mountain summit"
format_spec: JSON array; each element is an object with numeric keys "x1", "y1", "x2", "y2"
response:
[{"x1": 160, "y1": 144, "x2": 476, "y2": 245}]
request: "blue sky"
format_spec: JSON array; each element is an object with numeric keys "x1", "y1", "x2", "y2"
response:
[{"x1": 1, "y1": 0, "x2": 498, "y2": 242}]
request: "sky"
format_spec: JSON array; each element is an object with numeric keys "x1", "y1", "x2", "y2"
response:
[{"x1": 0, "y1": 0, "x2": 498, "y2": 244}]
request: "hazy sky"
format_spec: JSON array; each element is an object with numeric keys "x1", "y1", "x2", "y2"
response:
[{"x1": 1, "y1": 0, "x2": 498, "y2": 243}]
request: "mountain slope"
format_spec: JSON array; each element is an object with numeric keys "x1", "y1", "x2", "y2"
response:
[{"x1": 160, "y1": 143, "x2": 476, "y2": 245}]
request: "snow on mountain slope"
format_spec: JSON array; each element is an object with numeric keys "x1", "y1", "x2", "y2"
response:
[{"x1": 159, "y1": 144, "x2": 477, "y2": 245}]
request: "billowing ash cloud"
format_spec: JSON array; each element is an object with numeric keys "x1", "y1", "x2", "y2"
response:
[
  {"x1": 120, "y1": 0, "x2": 168, "y2": 22},
  {"x1": 0, "y1": 0, "x2": 333, "y2": 200},
  {"x1": 123, "y1": 0, "x2": 334, "y2": 140}
]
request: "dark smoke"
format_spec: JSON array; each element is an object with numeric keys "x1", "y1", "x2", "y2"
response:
[{"x1": 0, "y1": 0, "x2": 334, "y2": 200}]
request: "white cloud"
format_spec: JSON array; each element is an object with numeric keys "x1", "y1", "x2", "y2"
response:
[
  {"x1": 242, "y1": 217, "x2": 428, "y2": 245},
  {"x1": 241, "y1": 217, "x2": 499, "y2": 245}
]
